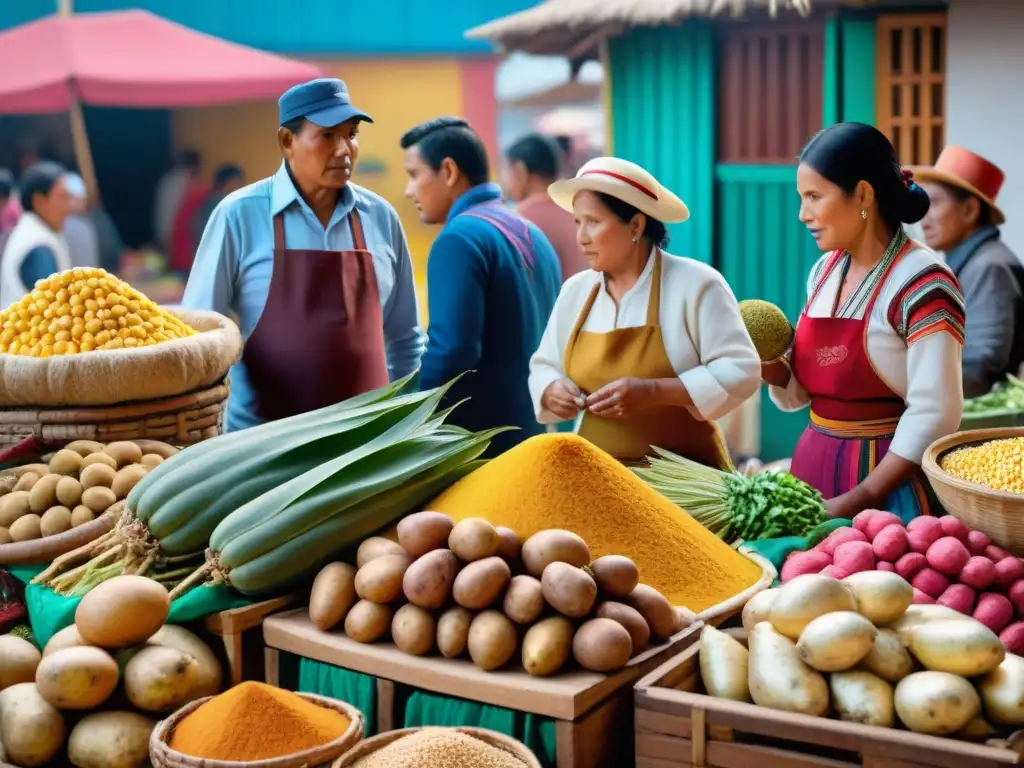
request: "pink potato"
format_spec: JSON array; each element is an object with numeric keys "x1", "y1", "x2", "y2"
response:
[
  {"x1": 895, "y1": 552, "x2": 928, "y2": 581},
  {"x1": 986, "y1": 545, "x2": 1013, "y2": 563},
  {"x1": 967, "y1": 529, "x2": 993, "y2": 556},
  {"x1": 938, "y1": 516, "x2": 971, "y2": 543},
  {"x1": 907, "y1": 515, "x2": 944, "y2": 536},
  {"x1": 852, "y1": 510, "x2": 880, "y2": 534},
  {"x1": 1009, "y1": 579, "x2": 1024, "y2": 616},
  {"x1": 995, "y1": 558, "x2": 1024, "y2": 591},
  {"x1": 819, "y1": 564, "x2": 850, "y2": 580},
  {"x1": 937, "y1": 583, "x2": 977, "y2": 615},
  {"x1": 926, "y1": 537, "x2": 971, "y2": 576},
  {"x1": 876, "y1": 561, "x2": 896, "y2": 573},
  {"x1": 959, "y1": 556, "x2": 997, "y2": 591},
  {"x1": 872, "y1": 524, "x2": 909, "y2": 562},
  {"x1": 1000, "y1": 622, "x2": 1024, "y2": 656},
  {"x1": 912, "y1": 588, "x2": 937, "y2": 605},
  {"x1": 781, "y1": 549, "x2": 832, "y2": 583},
  {"x1": 974, "y1": 592, "x2": 1015, "y2": 633},
  {"x1": 833, "y1": 541, "x2": 875, "y2": 575},
  {"x1": 817, "y1": 527, "x2": 869, "y2": 556},
  {"x1": 911, "y1": 568, "x2": 951, "y2": 599},
  {"x1": 864, "y1": 512, "x2": 905, "y2": 541},
  {"x1": 907, "y1": 522, "x2": 944, "y2": 555}
]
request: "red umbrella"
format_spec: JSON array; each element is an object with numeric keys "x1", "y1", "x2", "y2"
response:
[{"x1": 0, "y1": 9, "x2": 323, "y2": 113}]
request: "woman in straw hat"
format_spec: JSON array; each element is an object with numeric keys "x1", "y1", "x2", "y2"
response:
[
  {"x1": 762, "y1": 123, "x2": 965, "y2": 521},
  {"x1": 528, "y1": 157, "x2": 760, "y2": 468},
  {"x1": 913, "y1": 146, "x2": 1023, "y2": 397}
]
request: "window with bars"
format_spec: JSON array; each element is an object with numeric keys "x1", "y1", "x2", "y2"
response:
[
  {"x1": 716, "y1": 24, "x2": 825, "y2": 164},
  {"x1": 876, "y1": 13, "x2": 947, "y2": 166}
]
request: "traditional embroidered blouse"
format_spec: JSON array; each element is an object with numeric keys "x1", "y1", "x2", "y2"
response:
[
  {"x1": 771, "y1": 231, "x2": 966, "y2": 464},
  {"x1": 529, "y1": 249, "x2": 762, "y2": 424}
]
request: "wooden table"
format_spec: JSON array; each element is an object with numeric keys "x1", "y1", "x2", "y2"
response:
[
  {"x1": 203, "y1": 594, "x2": 299, "y2": 686},
  {"x1": 264, "y1": 608, "x2": 702, "y2": 767}
]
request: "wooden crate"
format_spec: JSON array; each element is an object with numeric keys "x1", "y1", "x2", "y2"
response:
[
  {"x1": 264, "y1": 608, "x2": 702, "y2": 768},
  {"x1": 634, "y1": 638, "x2": 1024, "y2": 768},
  {"x1": 203, "y1": 594, "x2": 300, "y2": 686}
]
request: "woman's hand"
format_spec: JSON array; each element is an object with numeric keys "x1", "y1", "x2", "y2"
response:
[
  {"x1": 541, "y1": 378, "x2": 586, "y2": 421},
  {"x1": 586, "y1": 378, "x2": 653, "y2": 419},
  {"x1": 761, "y1": 360, "x2": 791, "y2": 388}
]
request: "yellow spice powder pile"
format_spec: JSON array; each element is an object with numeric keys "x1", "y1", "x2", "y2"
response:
[
  {"x1": 427, "y1": 434, "x2": 762, "y2": 612},
  {"x1": 354, "y1": 729, "x2": 526, "y2": 768}
]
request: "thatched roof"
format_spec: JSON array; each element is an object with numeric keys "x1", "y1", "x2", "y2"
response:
[{"x1": 467, "y1": 0, "x2": 832, "y2": 57}]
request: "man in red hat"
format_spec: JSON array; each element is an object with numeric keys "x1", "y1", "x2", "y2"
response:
[{"x1": 914, "y1": 146, "x2": 1023, "y2": 397}]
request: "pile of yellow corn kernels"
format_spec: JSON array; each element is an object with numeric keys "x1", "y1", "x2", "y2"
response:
[
  {"x1": 940, "y1": 436, "x2": 1024, "y2": 493},
  {"x1": 0, "y1": 268, "x2": 195, "y2": 357}
]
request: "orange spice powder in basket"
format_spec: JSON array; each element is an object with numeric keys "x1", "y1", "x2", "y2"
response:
[
  {"x1": 169, "y1": 681, "x2": 350, "y2": 761},
  {"x1": 426, "y1": 434, "x2": 762, "y2": 612}
]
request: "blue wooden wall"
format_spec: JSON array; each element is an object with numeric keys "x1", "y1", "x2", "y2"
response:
[{"x1": 0, "y1": 0, "x2": 529, "y2": 55}]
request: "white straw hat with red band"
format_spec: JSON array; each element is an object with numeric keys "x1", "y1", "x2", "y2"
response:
[{"x1": 547, "y1": 156, "x2": 690, "y2": 223}]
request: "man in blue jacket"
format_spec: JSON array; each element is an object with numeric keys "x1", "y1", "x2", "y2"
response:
[{"x1": 401, "y1": 117, "x2": 561, "y2": 455}]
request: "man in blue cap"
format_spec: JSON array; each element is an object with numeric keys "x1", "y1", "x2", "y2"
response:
[{"x1": 182, "y1": 78, "x2": 425, "y2": 431}]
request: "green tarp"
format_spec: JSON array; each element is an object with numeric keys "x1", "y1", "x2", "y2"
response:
[
  {"x1": 8, "y1": 565, "x2": 252, "y2": 648},
  {"x1": 741, "y1": 518, "x2": 853, "y2": 583}
]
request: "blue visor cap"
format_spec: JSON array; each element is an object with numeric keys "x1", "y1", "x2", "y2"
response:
[{"x1": 278, "y1": 78, "x2": 374, "y2": 127}]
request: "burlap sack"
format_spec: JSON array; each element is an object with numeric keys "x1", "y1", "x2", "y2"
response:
[{"x1": 0, "y1": 308, "x2": 242, "y2": 407}]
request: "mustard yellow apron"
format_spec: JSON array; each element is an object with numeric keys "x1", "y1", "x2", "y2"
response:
[{"x1": 563, "y1": 250, "x2": 733, "y2": 469}]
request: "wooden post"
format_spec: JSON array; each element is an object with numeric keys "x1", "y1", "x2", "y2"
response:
[{"x1": 55, "y1": 0, "x2": 101, "y2": 206}]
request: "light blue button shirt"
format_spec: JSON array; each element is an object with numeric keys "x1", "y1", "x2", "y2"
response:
[{"x1": 181, "y1": 163, "x2": 425, "y2": 432}]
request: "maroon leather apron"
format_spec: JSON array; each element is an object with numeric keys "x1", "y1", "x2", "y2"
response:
[{"x1": 242, "y1": 209, "x2": 390, "y2": 421}]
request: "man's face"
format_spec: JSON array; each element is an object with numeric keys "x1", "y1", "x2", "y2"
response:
[
  {"x1": 403, "y1": 145, "x2": 453, "y2": 224},
  {"x1": 502, "y1": 159, "x2": 528, "y2": 203},
  {"x1": 222, "y1": 175, "x2": 245, "y2": 196},
  {"x1": 35, "y1": 178, "x2": 73, "y2": 230},
  {"x1": 281, "y1": 118, "x2": 360, "y2": 191}
]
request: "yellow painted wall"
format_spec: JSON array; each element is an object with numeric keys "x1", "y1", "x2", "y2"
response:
[{"x1": 171, "y1": 57, "x2": 467, "y2": 321}]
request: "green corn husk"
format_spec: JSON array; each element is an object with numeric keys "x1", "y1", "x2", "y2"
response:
[
  {"x1": 33, "y1": 373, "x2": 430, "y2": 593},
  {"x1": 633, "y1": 447, "x2": 827, "y2": 543}
]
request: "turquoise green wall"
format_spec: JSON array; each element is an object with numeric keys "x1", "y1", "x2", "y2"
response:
[
  {"x1": 608, "y1": 24, "x2": 716, "y2": 263},
  {"x1": 715, "y1": 165, "x2": 822, "y2": 461},
  {"x1": 841, "y1": 18, "x2": 878, "y2": 123}
]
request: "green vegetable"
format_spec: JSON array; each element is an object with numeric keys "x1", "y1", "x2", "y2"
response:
[
  {"x1": 963, "y1": 374, "x2": 1024, "y2": 415},
  {"x1": 633, "y1": 447, "x2": 827, "y2": 542}
]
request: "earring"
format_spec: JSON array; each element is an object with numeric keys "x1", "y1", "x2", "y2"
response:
[
  {"x1": 632, "y1": 237, "x2": 639, "y2": 243},
  {"x1": 861, "y1": 209, "x2": 868, "y2": 220}
]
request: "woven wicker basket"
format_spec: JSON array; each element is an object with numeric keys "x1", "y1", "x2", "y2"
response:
[
  {"x1": 332, "y1": 727, "x2": 543, "y2": 767},
  {"x1": 922, "y1": 427, "x2": 1024, "y2": 556},
  {"x1": 0, "y1": 379, "x2": 228, "y2": 450},
  {"x1": 149, "y1": 692, "x2": 364, "y2": 768}
]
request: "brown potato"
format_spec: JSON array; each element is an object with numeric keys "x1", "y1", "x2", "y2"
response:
[
  {"x1": 9, "y1": 514, "x2": 41, "y2": 542},
  {"x1": 81, "y1": 453, "x2": 117, "y2": 471},
  {"x1": 81, "y1": 486, "x2": 117, "y2": 514},
  {"x1": 40, "y1": 506, "x2": 72, "y2": 538},
  {"x1": 55, "y1": 477, "x2": 83, "y2": 508},
  {"x1": 79, "y1": 463, "x2": 116, "y2": 489},
  {"x1": 452, "y1": 556, "x2": 511, "y2": 610},
  {"x1": 503, "y1": 574, "x2": 545, "y2": 624},
  {"x1": 356, "y1": 536, "x2": 406, "y2": 568},
  {"x1": 467, "y1": 610, "x2": 518, "y2": 671},
  {"x1": 448, "y1": 518, "x2": 500, "y2": 562},
  {"x1": 344, "y1": 600, "x2": 393, "y2": 643},
  {"x1": 0, "y1": 528, "x2": 11, "y2": 545},
  {"x1": 392, "y1": 604, "x2": 436, "y2": 656},
  {"x1": 397, "y1": 511, "x2": 454, "y2": 557},
  {"x1": 110, "y1": 465, "x2": 148, "y2": 500},
  {"x1": 573, "y1": 618, "x2": 633, "y2": 672},
  {"x1": 309, "y1": 562, "x2": 357, "y2": 631},
  {"x1": 130, "y1": 440, "x2": 179, "y2": 459},
  {"x1": 626, "y1": 584, "x2": 680, "y2": 639},
  {"x1": 48, "y1": 449, "x2": 83, "y2": 477},
  {"x1": 70, "y1": 506, "x2": 96, "y2": 527},
  {"x1": 436, "y1": 607, "x2": 473, "y2": 659},
  {"x1": 522, "y1": 616, "x2": 574, "y2": 677},
  {"x1": 541, "y1": 562, "x2": 597, "y2": 619},
  {"x1": 354, "y1": 553, "x2": 413, "y2": 604},
  {"x1": 13, "y1": 472, "x2": 40, "y2": 493},
  {"x1": 28, "y1": 474, "x2": 61, "y2": 514},
  {"x1": 589, "y1": 555, "x2": 639, "y2": 598},
  {"x1": 496, "y1": 527, "x2": 521, "y2": 561},
  {"x1": 403, "y1": 549, "x2": 460, "y2": 609},
  {"x1": 64, "y1": 440, "x2": 104, "y2": 457},
  {"x1": 596, "y1": 601, "x2": 651, "y2": 655},
  {"x1": 521, "y1": 530, "x2": 590, "y2": 577},
  {"x1": 141, "y1": 453, "x2": 165, "y2": 470},
  {"x1": 102, "y1": 441, "x2": 143, "y2": 468},
  {"x1": 0, "y1": 491, "x2": 30, "y2": 528}
]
